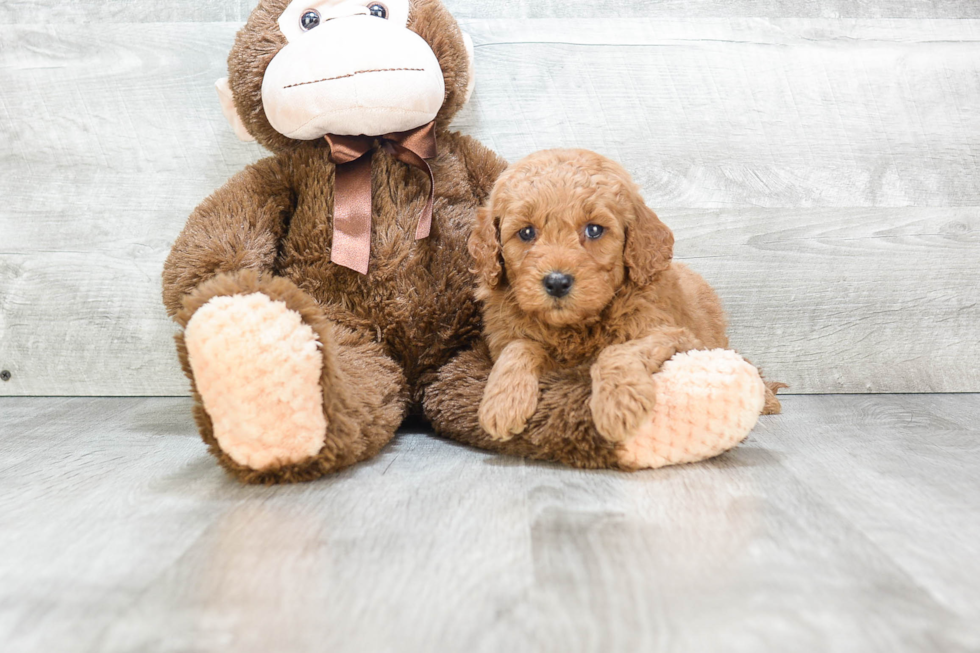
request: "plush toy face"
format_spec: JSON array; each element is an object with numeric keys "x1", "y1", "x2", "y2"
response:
[
  {"x1": 218, "y1": 0, "x2": 475, "y2": 149},
  {"x1": 263, "y1": 0, "x2": 445, "y2": 138}
]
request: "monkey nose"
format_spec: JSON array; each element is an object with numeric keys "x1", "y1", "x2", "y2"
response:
[{"x1": 543, "y1": 272, "x2": 574, "y2": 298}]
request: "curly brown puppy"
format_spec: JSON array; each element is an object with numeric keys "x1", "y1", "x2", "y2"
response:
[{"x1": 469, "y1": 149, "x2": 780, "y2": 443}]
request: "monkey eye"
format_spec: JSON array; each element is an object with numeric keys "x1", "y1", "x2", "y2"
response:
[
  {"x1": 300, "y1": 9, "x2": 320, "y2": 30},
  {"x1": 585, "y1": 224, "x2": 605, "y2": 239},
  {"x1": 518, "y1": 226, "x2": 536, "y2": 242},
  {"x1": 368, "y1": 3, "x2": 388, "y2": 18}
]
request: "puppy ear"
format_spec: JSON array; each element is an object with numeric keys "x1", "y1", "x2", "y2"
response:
[
  {"x1": 468, "y1": 205, "x2": 504, "y2": 289},
  {"x1": 624, "y1": 197, "x2": 674, "y2": 286}
]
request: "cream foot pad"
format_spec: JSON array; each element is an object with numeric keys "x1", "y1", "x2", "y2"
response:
[
  {"x1": 184, "y1": 292, "x2": 327, "y2": 470},
  {"x1": 618, "y1": 349, "x2": 766, "y2": 469}
]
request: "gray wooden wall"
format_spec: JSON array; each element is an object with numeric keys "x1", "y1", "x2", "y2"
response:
[{"x1": 1, "y1": 1, "x2": 978, "y2": 396}]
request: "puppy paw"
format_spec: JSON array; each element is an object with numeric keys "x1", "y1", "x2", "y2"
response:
[
  {"x1": 479, "y1": 373, "x2": 539, "y2": 441},
  {"x1": 589, "y1": 374, "x2": 658, "y2": 442}
]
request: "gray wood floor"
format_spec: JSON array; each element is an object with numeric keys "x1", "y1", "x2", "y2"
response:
[{"x1": 1, "y1": 395, "x2": 978, "y2": 653}]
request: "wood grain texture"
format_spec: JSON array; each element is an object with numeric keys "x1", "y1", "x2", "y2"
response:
[
  {"x1": 0, "y1": 1, "x2": 259, "y2": 23},
  {"x1": 453, "y1": 0, "x2": 980, "y2": 18},
  {"x1": 0, "y1": 23, "x2": 258, "y2": 396},
  {"x1": 459, "y1": 19, "x2": 980, "y2": 208},
  {"x1": 1, "y1": 395, "x2": 978, "y2": 652},
  {"x1": 1, "y1": 18, "x2": 979, "y2": 395},
  {"x1": 4, "y1": 0, "x2": 980, "y2": 23},
  {"x1": 672, "y1": 207, "x2": 980, "y2": 393}
]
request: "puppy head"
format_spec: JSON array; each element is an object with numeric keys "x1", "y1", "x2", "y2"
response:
[{"x1": 469, "y1": 149, "x2": 673, "y2": 327}]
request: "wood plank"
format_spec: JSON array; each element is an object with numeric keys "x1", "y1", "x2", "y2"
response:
[
  {"x1": 0, "y1": 1, "x2": 259, "y2": 23},
  {"x1": 4, "y1": 0, "x2": 980, "y2": 23},
  {"x1": 750, "y1": 394, "x2": 980, "y2": 618},
  {"x1": 1, "y1": 395, "x2": 979, "y2": 652},
  {"x1": 671, "y1": 207, "x2": 980, "y2": 393},
  {"x1": 0, "y1": 23, "x2": 253, "y2": 397},
  {"x1": 450, "y1": 0, "x2": 980, "y2": 19},
  {"x1": 1, "y1": 207, "x2": 977, "y2": 395},
  {"x1": 458, "y1": 18, "x2": 980, "y2": 208},
  {"x1": 2, "y1": 19, "x2": 980, "y2": 395}
]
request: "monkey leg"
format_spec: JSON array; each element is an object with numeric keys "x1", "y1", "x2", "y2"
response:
[
  {"x1": 424, "y1": 345, "x2": 765, "y2": 471},
  {"x1": 424, "y1": 343, "x2": 621, "y2": 469},
  {"x1": 614, "y1": 349, "x2": 766, "y2": 469},
  {"x1": 175, "y1": 270, "x2": 408, "y2": 484}
]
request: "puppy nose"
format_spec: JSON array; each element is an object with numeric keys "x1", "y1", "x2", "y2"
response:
[{"x1": 543, "y1": 272, "x2": 574, "y2": 298}]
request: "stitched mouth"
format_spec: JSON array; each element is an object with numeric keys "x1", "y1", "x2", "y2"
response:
[{"x1": 284, "y1": 67, "x2": 425, "y2": 90}]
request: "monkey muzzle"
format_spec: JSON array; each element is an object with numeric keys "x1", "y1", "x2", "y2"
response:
[{"x1": 261, "y1": 14, "x2": 446, "y2": 139}]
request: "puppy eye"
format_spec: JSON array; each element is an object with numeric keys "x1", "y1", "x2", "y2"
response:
[
  {"x1": 518, "y1": 226, "x2": 536, "y2": 242},
  {"x1": 585, "y1": 224, "x2": 605, "y2": 239},
  {"x1": 368, "y1": 3, "x2": 388, "y2": 18},
  {"x1": 300, "y1": 9, "x2": 320, "y2": 30}
]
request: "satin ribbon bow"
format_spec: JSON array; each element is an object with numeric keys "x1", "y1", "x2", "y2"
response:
[{"x1": 324, "y1": 121, "x2": 438, "y2": 275}]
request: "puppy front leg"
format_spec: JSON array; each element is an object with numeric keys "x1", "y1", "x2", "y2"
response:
[
  {"x1": 590, "y1": 328, "x2": 703, "y2": 442},
  {"x1": 479, "y1": 340, "x2": 547, "y2": 441}
]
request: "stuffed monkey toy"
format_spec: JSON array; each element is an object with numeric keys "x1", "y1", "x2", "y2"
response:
[
  {"x1": 163, "y1": 0, "x2": 506, "y2": 483},
  {"x1": 163, "y1": 0, "x2": 770, "y2": 484}
]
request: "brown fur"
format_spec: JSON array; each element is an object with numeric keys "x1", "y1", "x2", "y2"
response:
[
  {"x1": 424, "y1": 342, "x2": 622, "y2": 469},
  {"x1": 164, "y1": 1, "x2": 778, "y2": 480},
  {"x1": 174, "y1": 270, "x2": 408, "y2": 483},
  {"x1": 163, "y1": 0, "x2": 508, "y2": 483},
  {"x1": 471, "y1": 150, "x2": 740, "y2": 440},
  {"x1": 426, "y1": 150, "x2": 781, "y2": 464},
  {"x1": 469, "y1": 150, "x2": 723, "y2": 363}
]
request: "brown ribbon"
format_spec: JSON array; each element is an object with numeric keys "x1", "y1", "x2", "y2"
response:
[{"x1": 325, "y1": 121, "x2": 438, "y2": 275}]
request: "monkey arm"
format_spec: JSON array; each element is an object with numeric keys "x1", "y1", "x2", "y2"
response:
[{"x1": 162, "y1": 155, "x2": 296, "y2": 317}]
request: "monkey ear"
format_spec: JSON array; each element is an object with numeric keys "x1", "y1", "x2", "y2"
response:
[
  {"x1": 468, "y1": 205, "x2": 504, "y2": 290},
  {"x1": 624, "y1": 199, "x2": 674, "y2": 287},
  {"x1": 461, "y1": 32, "x2": 476, "y2": 104},
  {"x1": 215, "y1": 77, "x2": 256, "y2": 142}
]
